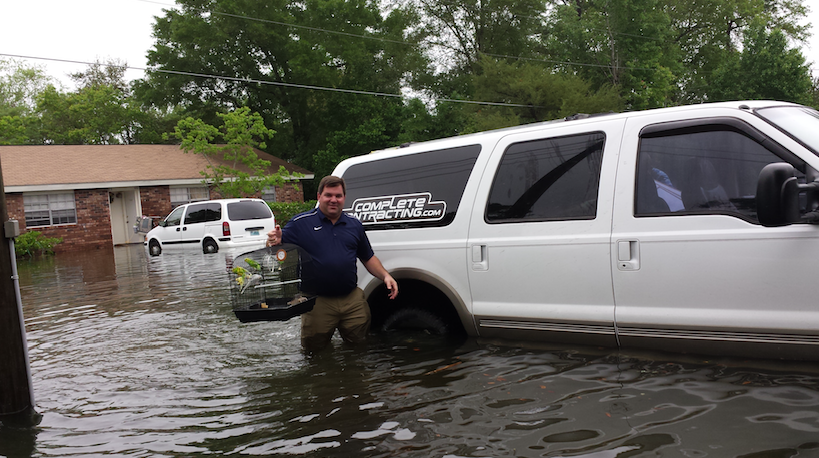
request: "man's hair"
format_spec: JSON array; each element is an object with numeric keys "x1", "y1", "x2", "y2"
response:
[{"x1": 318, "y1": 175, "x2": 346, "y2": 195}]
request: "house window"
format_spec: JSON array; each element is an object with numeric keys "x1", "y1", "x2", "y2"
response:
[
  {"x1": 24, "y1": 193, "x2": 77, "y2": 227},
  {"x1": 170, "y1": 187, "x2": 209, "y2": 207},
  {"x1": 262, "y1": 186, "x2": 277, "y2": 202}
]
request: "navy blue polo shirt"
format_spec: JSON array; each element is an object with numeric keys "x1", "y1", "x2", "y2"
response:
[{"x1": 281, "y1": 208, "x2": 375, "y2": 296}]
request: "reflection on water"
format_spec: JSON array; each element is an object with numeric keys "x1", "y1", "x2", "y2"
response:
[{"x1": 2, "y1": 245, "x2": 819, "y2": 457}]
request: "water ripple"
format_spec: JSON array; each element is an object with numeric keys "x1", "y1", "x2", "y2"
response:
[{"x1": 2, "y1": 245, "x2": 819, "y2": 458}]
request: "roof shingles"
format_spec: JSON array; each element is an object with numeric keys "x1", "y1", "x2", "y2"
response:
[{"x1": 0, "y1": 145, "x2": 311, "y2": 188}]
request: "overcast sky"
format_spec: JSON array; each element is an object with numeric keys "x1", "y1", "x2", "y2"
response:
[{"x1": 1, "y1": 0, "x2": 818, "y2": 91}]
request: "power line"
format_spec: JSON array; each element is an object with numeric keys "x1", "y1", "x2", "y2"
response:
[
  {"x1": 0, "y1": 53, "x2": 541, "y2": 108},
  {"x1": 138, "y1": 0, "x2": 416, "y2": 46},
  {"x1": 136, "y1": 0, "x2": 667, "y2": 73}
]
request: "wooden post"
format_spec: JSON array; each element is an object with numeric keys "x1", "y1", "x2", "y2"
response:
[{"x1": 0, "y1": 157, "x2": 40, "y2": 427}]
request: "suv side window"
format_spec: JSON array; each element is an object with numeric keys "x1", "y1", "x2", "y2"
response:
[
  {"x1": 343, "y1": 145, "x2": 482, "y2": 229},
  {"x1": 635, "y1": 125, "x2": 804, "y2": 223},
  {"x1": 165, "y1": 206, "x2": 185, "y2": 227},
  {"x1": 486, "y1": 132, "x2": 605, "y2": 222},
  {"x1": 184, "y1": 203, "x2": 222, "y2": 224}
]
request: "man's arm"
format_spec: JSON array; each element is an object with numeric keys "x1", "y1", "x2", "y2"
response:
[{"x1": 362, "y1": 255, "x2": 398, "y2": 300}]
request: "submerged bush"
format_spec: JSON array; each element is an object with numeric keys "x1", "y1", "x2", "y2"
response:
[{"x1": 14, "y1": 230, "x2": 62, "y2": 257}]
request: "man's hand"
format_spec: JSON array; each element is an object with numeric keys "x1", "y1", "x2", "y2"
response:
[
  {"x1": 383, "y1": 274, "x2": 398, "y2": 300},
  {"x1": 363, "y1": 256, "x2": 398, "y2": 300},
  {"x1": 266, "y1": 225, "x2": 282, "y2": 247}
]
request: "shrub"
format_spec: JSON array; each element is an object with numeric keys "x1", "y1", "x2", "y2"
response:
[
  {"x1": 14, "y1": 231, "x2": 62, "y2": 257},
  {"x1": 268, "y1": 201, "x2": 317, "y2": 226}
]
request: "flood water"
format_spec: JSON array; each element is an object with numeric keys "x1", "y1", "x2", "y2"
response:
[{"x1": 2, "y1": 244, "x2": 819, "y2": 457}]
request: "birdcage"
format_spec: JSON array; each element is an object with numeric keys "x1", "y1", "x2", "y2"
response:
[{"x1": 228, "y1": 243, "x2": 317, "y2": 322}]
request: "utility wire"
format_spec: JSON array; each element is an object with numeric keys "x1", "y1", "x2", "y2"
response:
[
  {"x1": 0, "y1": 53, "x2": 541, "y2": 108},
  {"x1": 139, "y1": 0, "x2": 415, "y2": 46},
  {"x1": 137, "y1": 0, "x2": 668, "y2": 72}
]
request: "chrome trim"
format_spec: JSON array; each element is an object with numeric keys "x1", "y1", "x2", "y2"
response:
[
  {"x1": 478, "y1": 319, "x2": 614, "y2": 335},
  {"x1": 617, "y1": 327, "x2": 819, "y2": 345}
]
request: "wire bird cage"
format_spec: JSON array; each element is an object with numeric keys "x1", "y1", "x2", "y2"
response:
[{"x1": 228, "y1": 243, "x2": 317, "y2": 323}]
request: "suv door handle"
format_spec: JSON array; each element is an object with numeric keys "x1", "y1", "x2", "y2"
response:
[
  {"x1": 472, "y1": 244, "x2": 488, "y2": 271},
  {"x1": 617, "y1": 240, "x2": 640, "y2": 271}
]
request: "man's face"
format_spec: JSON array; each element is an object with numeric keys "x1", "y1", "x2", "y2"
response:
[{"x1": 318, "y1": 184, "x2": 346, "y2": 221}]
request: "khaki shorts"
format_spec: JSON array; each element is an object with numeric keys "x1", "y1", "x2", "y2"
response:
[{"x1": 300, "y1": 288, "x2": 370, "y2": 351}]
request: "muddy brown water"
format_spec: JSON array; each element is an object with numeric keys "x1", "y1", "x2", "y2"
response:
[{"x1": 2, "y1": 245, "x2": 819, "y2": 457}]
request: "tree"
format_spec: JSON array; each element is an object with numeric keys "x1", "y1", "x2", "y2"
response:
[
  {"x1": 708, "y1": 24, "x2": 813, "y2": 104},
  {"x1": 466, "y1": 56, "x2": 623, "y2": 131},
  {"x1": 542, "y1": 0, "x2": 681, "y2": 109},
  {"x1": 0, "y1": 115, "x2": 28, "y2": 145},
  {"x1": 168, "y1": 107, "x2": 301, "y2": 198},
  {"x1": 0, "y1": 59, "x2": 54, "y2": 117},
  {"x1": 31, "y1": 59, "x2": 175, "y2": 145},
  {"x1": 666, "y1": 0, "x2": 808, "y2": 103},
  {"x1": 0, "y1": 59, "x2": 54, "y2": 145},
  {"x1": 136, "y1": 0, "x2": 425, "y2": 177}
]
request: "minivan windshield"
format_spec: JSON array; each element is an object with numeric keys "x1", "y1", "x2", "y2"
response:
[{"x1": 756, "y1": 106, "x2": 819, "y2": 157}]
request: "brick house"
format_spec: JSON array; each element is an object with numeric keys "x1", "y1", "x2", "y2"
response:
[{"x1": 0, "y1": 145, "x2": 312, "y2": 252}]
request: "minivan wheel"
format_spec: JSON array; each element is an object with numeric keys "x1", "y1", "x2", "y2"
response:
[
  {"x1": 203, "y1": 239, "x2": 218, "y2": 254},
  {"x1": 381, "y1": 308, "x2": 448, "y2": 335},
  {"x1": 149, "y1": 240, "x2": 161, "y2": 256}
]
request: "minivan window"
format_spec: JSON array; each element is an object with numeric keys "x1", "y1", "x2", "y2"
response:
[
  {"x1": 486, "y1": 132, "x2": 605, "y2": 222},
  {"x1": 164, "y1": 206, "x2": 185, "y2": 227},
  {"x1": 635, "y1": 126, "x2": 803, "y2": 222},
  {"x1": 342, "y1": 145, "x2": 482, "y2": 229},
  {"x1": 226, "y1": 201, "x2": 273, "y2": 221},
  {"x1": 184, "y1": 202, "x2": 222, "y2": 224}
]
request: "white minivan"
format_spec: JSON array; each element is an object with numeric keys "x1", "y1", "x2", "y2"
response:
[
  {"x1": 145, "y1": 198, "x2": 275, "y2": 255},
  {"x1": 334, "y1": 101, "x2": 819, "y2": 361}
]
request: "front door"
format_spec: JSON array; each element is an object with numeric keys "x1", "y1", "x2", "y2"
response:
[
  {"x1": 611, "y1": 112, "x2": 819, "y2": 356},
  {"x1": 466, "y1": 119, "x2": 625, "y2": 346},
  {"x1": 109, "y1": 188, "x2": 143, "y2": 245}
]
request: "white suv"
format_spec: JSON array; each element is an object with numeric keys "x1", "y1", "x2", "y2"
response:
[
  {"x1": 335, "y1": 101, "x2": 819, "y2": 361},
  {"x1": 145, "y1": 198, "x2": 276, "y2": 255}
]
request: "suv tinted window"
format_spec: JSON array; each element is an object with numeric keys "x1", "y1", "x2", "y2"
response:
[
  {"x1": 636, "y1": 125, "x2": 804, "y2": 222},
  {"x1": 487, "y1": 132, "x2": 605, "y2": 222},
  {"x1": 342, "y1": 145, "x2": 482, "y2": 229},
  {"x1": 226, "y1": 201, "x2": 273, "y2": 221},
  {"x1": 184, "y1": 202, "x2": 221, "y2": 224}
]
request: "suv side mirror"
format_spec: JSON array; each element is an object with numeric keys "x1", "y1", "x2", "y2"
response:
[
  {"x1": 158, "y1": 220, "x2": 167, "y2": 227},
  {"x1": 757, "y1": 163, "x2": 819, "y2": 226}
]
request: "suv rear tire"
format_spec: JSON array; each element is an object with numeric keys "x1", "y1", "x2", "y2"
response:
[{"x1": 381, "y1": 308, "x2": 448, "y2": 335}]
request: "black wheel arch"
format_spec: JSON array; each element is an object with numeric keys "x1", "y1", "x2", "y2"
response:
[
  {"x1": 202, "y1": 237, "x2": 219, "y2": 253},
  {"x1": 365, "y1": 274, "x2": 471, "y2": 336}
]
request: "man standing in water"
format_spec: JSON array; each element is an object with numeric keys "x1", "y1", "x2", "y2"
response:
[{"x1": 266, "y1": 175, "x2": 398, "y2": 351}]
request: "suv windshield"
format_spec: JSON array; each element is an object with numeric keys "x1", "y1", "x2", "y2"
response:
[
  {"x1": 226, "y1": 201, "x2": 273, "y2": 220},
  {"x1": 756, "y1": 106, "x2": 819, "y2": 157}
]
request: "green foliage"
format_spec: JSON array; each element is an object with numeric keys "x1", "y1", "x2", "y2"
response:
[
  {"x1": 543, "y1": 0, "x2": 682, "y2": 109},
  {"x1": 708, "y1": 24, "x2": 813, "y2": 104},
  {"x1": 268, "y1": 201, "x2": 318, "y2": 226},
  {"x1": 168, "y1": 107, "x2": 302, "y2": 198},
  {"x1": 138, "y1": 0, "x2": 424, "y2": 177},
  {"x1": 35, "y1": 84, "x2": 144, "y2": 144},
  {"x1": 0, "y1": 58, "x2": 54, "y2": 117},
  {"x1": 465, "y1": 57, "x2": 623, "y2": 131},
  {"x1": 0, "y1": 115, "x2": 29, "y2": 145},
  {"x1": 14, "y1": 231, "x2": 62, "y2": 258}
]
